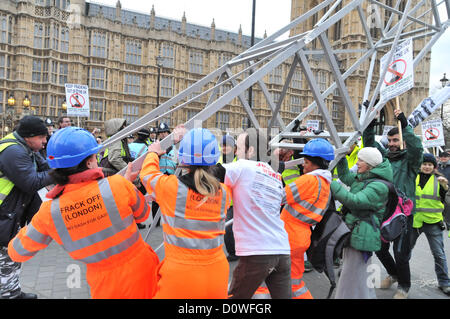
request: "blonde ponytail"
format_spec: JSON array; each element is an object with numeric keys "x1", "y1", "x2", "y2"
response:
[{"x1": 193, "y1": 167, "x2": 220, "y2": 197}]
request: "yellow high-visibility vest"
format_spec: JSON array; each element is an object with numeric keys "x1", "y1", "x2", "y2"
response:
[
  {"x1": 414, "y1": 174, "x2": 444, "y2": 228},
  {"x1": 332, "y1": 143, "x2": 361, "y2": 180},
  {"x1": 0, "y1": 133, "x2": 24, "y2": 205},
  {"x1": 281, "y1": 156, "x2": 302, "y2": 185}
]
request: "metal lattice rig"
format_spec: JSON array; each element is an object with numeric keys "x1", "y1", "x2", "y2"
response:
[{"x1": 104, "y1": 0, "x2": 449, "y2": 173}]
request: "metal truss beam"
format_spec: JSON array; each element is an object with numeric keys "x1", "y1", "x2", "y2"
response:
[
  {"x1": 98, "y1": 0, "x2": 449, "y2": 178},
  {"x1": 98, "y1": 0, "x2": 450, "y2": 253}
]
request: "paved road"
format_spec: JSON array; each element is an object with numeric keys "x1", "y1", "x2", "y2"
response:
[{"x1": 18, "y1": 217, "x2": 450, "y2": 299}]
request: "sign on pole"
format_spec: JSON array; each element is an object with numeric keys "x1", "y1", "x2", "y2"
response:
[
  {"x1": 421, "y1": 119, "x2": 445, "y2": 148},
  {"x1": 65, "y1": 83, "x2": 90, "y2": 117},
  {"x1": 407, "y1": 84, "x2": 450, "y2": 128},
  {"x1": 382, "y1": 125, "x2": 394, "y2": 136},
  {"x1": 306, "y1": 120, "x2": 320, "y2": 132},
  {"x1": 380, "y1": 38, "x2": 414, "y2": 102}
]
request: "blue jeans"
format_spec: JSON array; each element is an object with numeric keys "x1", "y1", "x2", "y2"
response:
[{"x1": 411, "y1": 222, "x2": 450, "y2": 287}]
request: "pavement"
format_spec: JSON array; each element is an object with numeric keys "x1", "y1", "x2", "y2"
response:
[{"x1": 17, "y1": 216, "x2": 450, "y2": 299}]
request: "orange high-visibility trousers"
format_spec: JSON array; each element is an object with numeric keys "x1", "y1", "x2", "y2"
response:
[
  {"x1": 153, "y1": 255, "x2": 229, "y2": 299},
  {"x1": 87, "y1": 244, "x2": 159, "y2": 299},
  {"x1": 140, "y1": 152, "x2": 231, "y2": 299},
  {"x1": 253, "y1": 284, "x2": 271, "y2": 299},
  {"x1": 282, "y1": 213, "x2": 313, "y2": 299}
]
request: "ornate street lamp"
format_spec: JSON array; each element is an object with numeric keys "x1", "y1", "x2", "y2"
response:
[
  {"x1": 7, "y1": 94, "x2": 15, "y2": 107},
  {"x1": 62, "y1": 99, "x2": 67, "y2": 110},
  {"x1": 440, "y1": 73, "x2": 448, "y2": 124},
  {"x1": 22, "y1": 95, "x2": 31, "y2": 108},
  {"x1": 440, "y1": 73, "x2": 448, "y2": 88}
]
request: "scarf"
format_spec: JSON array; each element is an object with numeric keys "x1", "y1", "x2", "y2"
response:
[
  {"x1": 417, "y1": 172, "x2": 432, "y2": 189},
  {"x1": 46, "y1": 168, "x2": 105, "y2": 199},
  {"x1": 386, "y1": 149, "x2": 406, "y2": 162}
]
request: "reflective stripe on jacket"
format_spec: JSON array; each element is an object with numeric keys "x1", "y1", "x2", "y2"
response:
[
  {"x1": 282, "y1": 168, "x2": 301, "y2": 185},
  {"x1": 0, "y1": 133, "x2": 23, "y2": 205},
  {"x1": 280, "y1": 172, "x2": 331, "y2": 300},
  {"x1": 282, "y1": 173, "x2": 331, "y2": 226},
  {"x1": 414, "y1": 174, "x2": 444, "y2": 228},
  {"x1": 281, "y1": 156, "x2": 301, "y2": 185},
  {"x1": 141, "y1": 152, "x2": 231, "y2": 262},
  {"x1": 8, "y1": 175, "x2": 150, "y2": 266}
]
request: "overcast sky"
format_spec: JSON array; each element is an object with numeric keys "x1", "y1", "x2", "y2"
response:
[{"x1": 92, "y1": 0, "x2": 449, "y2": 94}]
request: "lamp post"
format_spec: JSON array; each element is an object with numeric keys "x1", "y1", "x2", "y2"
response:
[
  {"x1": 23, "y1": 95, "x2": 31, "y2": 109},
  {"x1": 247, "y1": 0, "x2": 256, "y2": 128},
  {"x1": 21, "y1": 94, "x2": 31, "y2": 116},
  {"x1": 3, "y1": 94, "x2": 15, "y2": 137},
  {"x1": 155, "y1": 55, "x2": 164, "y2": 128},
  {"x1": 440, "y1": 73, "x2": 448, "y2": 121},
  {"x1": 7, "y1": 94, "x2": 15, "y2": 107},
  {"x1": 440, "y1": 73, "x2": 448, "y2": 88}
]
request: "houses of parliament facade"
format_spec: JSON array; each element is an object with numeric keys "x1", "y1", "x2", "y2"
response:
[{"x1": 0, "y1": 0, "x2": 431, "y2": 136}]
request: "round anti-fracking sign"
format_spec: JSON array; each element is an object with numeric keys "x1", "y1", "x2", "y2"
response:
[
  {"x1": 421, "y1": 119, "x2": 445, "y2": 148},
  {"x1": 69, "y1": 93, "x2": 85, "y2": 108},
  {"x1": 424, "y1": 127, "x2": 439, "y2": 141},
  {"x1": 65, "y1": 83, "x2": 90, "y2": 117},
  {"x1": 384, "y1": 59, "x2": 407, "y2": 86},
  {"x1": 380, "y1": 38, "x2": 414, "y2": 102}
]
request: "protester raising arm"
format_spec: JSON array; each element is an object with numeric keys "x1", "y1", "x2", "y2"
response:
[
  {"x1": 139, "y1": 127, "x2": 232, "y2": 299},
  {"x1": 8, "y1": 127, "x2": 158, "y2": 299}
]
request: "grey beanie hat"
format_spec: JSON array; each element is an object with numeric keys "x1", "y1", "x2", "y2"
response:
[{"x1": 358, "y1": 147, "x2": 383, "y2": 167}]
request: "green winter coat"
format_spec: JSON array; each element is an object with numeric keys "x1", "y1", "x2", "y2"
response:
[
  {"x1": 363, "y1": 125, "x2": 423, "y2": 214},
  {"x1": 331, "y1": 157, "x2": 393, "y2": 252}
]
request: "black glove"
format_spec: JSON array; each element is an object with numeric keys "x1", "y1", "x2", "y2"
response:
[
  {"x1": 367, "y1": 118, "x2": 378, "y2": 129},
  {"x1": 396, "y1": 111, "x2": 408, "y2": 129},
  {"x1": 292, "y1": 120, "x2": 308, "y2": 133},
  {"x1": 362, "y1": 100, "x2": 370, "y2": 108},
  {"x1": 292, "y1": 120, "x2": 300, "y2": 132}
]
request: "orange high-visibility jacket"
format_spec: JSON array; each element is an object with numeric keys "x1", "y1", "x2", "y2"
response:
[
  {"x1": 8, "y1": 175, "x2": 159, "y2": 299},
  {"x1": 281, "y1": 172, "x2": 331, "y2": 299},
  {"x1": 141, "y1": 152, "x2": 231, "y2": 299}
]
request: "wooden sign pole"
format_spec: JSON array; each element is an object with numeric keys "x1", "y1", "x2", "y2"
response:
[{"x1": 395, "y1": 96, "x2": 404, "y2": 150}]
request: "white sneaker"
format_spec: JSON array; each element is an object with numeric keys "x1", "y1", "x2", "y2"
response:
[
  {"x1": 439, "y1": 286, "x2": 450, "y2": 295},
  {"x1": 393, "y1": 288, "x2": 408, "y2": 299},
  {"x1": 380, "y1": 276, "x2": 397, "y2": 289}
]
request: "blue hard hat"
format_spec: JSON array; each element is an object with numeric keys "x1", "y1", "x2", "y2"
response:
[
  {"x1": 300, "y1": 138, "x2": 335, "y2": 161},
  {"x1": 47, "y1": 127, "x2": 103, "y2": 168},
  {"x1": 178, "y1": 128, "x2": 220, "y2": 166}
]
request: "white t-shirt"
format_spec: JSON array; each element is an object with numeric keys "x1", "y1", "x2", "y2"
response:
[{"x1": 223, "y1": 159, "x2": 290, "y2": 256}]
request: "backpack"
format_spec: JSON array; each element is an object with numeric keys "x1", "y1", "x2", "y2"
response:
[
  {"x1": 306, "y1": 198, "x2": 351, "y2": 299},
  {"x1": 97, "y1": 151, "x2": 118, "y2": 177},
  {"x1": 363, "y1": 179, "x2": 413, "y2": 243}
]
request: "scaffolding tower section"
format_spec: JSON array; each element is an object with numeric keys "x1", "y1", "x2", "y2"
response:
[{"x1": 103, "y1": 0, "x2": 449, "y2": 173}]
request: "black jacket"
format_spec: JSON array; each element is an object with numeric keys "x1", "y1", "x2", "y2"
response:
[
  {"x1": 0, "y1": 132, "x2": 53, "y2": 234},
  {"x1": 438, "y1": 161, "x2": 450, "y2": 182}
]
